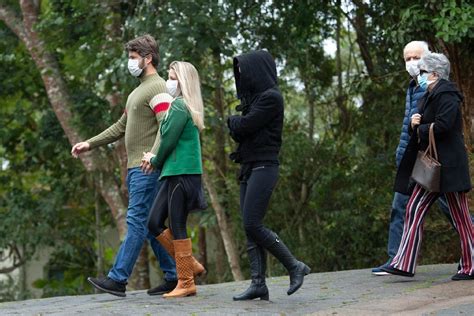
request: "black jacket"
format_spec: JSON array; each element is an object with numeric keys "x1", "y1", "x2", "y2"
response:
[
  {"x1": 227, "y1": 50, "x2": 284, "y2": 164},
  {"x1": 394, "y1": 79, "x2": 471, "y2": 194}
]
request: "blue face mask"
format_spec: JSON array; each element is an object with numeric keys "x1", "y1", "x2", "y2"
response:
[
  {"x1": 417, "y1": 72, "x2": 437, "y2": 91},
  {"x1": 417, "y1": 73, "x2": 429, "y2": 90}
]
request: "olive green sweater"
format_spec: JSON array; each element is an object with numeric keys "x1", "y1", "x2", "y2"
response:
[
  {"x1": 86, "y1": 73, "x2": 169, "y2": 168},
  {"x1": 150, "y1": 98, "x2": 203, "y2": 179}
]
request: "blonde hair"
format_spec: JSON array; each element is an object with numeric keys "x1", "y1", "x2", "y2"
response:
[{"x1": 169, "y1": 61, "x2": 205, "y2": 131}]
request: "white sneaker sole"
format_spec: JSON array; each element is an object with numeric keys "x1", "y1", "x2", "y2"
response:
[{"x1": 372, "y1": 271, "x2": 390, "y2": 276}]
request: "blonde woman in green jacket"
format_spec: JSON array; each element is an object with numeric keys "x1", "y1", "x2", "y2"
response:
[{"x1": 141, "y1": 61, "x2": 207, "y2": 298}]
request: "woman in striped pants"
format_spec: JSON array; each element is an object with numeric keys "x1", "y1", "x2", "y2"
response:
[{"x1": 383, "y1": 52, "x2": 473, "y2": 280}]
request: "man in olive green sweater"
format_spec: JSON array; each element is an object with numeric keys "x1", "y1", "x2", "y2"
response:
[{"x1": 71, "y1": 35, "x2": 176, "y2": 297}]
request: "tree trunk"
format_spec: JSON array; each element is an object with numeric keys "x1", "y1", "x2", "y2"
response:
[
  {"x1": 303, "y1": 54, "x2": 316, "y2": 141},
  {"x1": 101, "y1": 0, "x2": 129, "y2": 197},
  {"x1": 308, "y1": 93, "x2": 315, "y2": 139},
  {"x1": 213, "y1": 227, "x2": 225, "y2": 283},
  {"x1": 198, "y1": 226, "x2": 208, "y2": 284},
  {"x1": 459, "y1": 61, "x2": 474, "y2": 151},
  {"x1": 203, "y1": 172, "x2": 244, "y2": 281},
  {"x1": 335, "y1": 2, "x2": 349, "y2": 134},
  {"x1": 212, "y1": 52, "x2": 228, "y2": 180},
  {"x1": 441, "y1": 43, "x2": 473, "y2": 151},
  {"x1": 350, "y1": 2, "x2": 376, "y2": 79},
  {"x1": 201, "y1": 50, "x2": 243, "y2": 281},
  {"x1": 440, "y1": 42, "x2": 474, "y2": 211},
  {"x1": 95, "y1": 190, "x2": 105, "y2": 277}
]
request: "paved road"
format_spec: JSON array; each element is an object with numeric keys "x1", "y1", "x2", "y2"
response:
[{"x1": 1, "y1": 264, "x2": 472, "y2": 315}]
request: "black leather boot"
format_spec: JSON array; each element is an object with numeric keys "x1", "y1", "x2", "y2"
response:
[
  {"x1": 233, "y1": 244, "x2": 269, "y2": 301},
  {"x1": 147, "y1": 279, "x2": 178, "y2": 295},
  {"x1": 263, "y1": 232, "x2": 310, "y2": 295}
]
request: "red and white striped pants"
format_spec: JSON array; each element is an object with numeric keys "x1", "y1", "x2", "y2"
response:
[{"x1": 391, "y1": 183, "x2": 474, "y2": 275}]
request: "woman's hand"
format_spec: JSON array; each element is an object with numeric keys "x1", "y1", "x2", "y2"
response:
[
  {"x1": 141, "y1": 152, "x2": 156, "y2": 174},
  {"x1": 142, "y1": 152, "x2": 155, "y2": 163},
  {"x1": 411, "y1": 114, "x2": 421, "y2": 129}
]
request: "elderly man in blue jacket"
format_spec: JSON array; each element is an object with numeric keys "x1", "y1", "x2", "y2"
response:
[{"x1": 372, "y1": 41, "x2": 460, "y2": 275}]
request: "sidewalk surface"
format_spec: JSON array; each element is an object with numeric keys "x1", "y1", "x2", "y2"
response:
[{"x1": 1, "y1": 264, "x2": 473, "y2": 315}]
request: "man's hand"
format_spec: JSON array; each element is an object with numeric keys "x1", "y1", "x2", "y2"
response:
[
  {"x1": 140, "y1": 152, "x2": 156, "y2": 174},
  {"x1": 71, "y1": 142, "x2": 90, "y2": 158},
  {"x1": 411, "y1": 114, "x2": 421, "y2": 129}
]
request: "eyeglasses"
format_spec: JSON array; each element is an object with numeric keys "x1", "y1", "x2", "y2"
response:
[{"x1": 419, "y1": 69, "x2": 429, "y2": 75}]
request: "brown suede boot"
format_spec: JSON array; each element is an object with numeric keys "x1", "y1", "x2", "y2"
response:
[
  {"x1": 156, "y1": 229, "x2": 206, "y2": 277},
  {"x1": 163, "y1": 238, "x2": 197, "y2": 298}
]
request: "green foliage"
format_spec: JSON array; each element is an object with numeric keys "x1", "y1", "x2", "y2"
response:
[
  {"x1": 390, "y1": 1, "x2": 474, "y2": 47},
  {"x1": 433, "y1": 1, "x2": 474, "y2": 42}
]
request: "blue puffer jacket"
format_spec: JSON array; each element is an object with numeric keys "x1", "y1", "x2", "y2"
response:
[{"x1": 395, "y1": 80, "x2": 426, "y2": 167}]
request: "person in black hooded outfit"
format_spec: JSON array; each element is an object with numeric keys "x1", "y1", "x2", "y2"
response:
[{"x1": 227, "y1": 50, "x2": 310, "y2": 301}]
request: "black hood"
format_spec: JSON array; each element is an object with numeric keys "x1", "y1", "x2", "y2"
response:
[
  {"x1": 431, "y1": 79, "x2": 463, "y2": 102},
  {"x1": 419, "y1": 79, "x2": 464, "y2": 113},
  {"x1": 233, "y1": 50, "x2": 277, "y2": 100}
]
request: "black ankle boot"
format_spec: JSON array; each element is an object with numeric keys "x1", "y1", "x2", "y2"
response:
[
  {"x1": 233, "y1": 244, "x2": 269, "y2": 301},
  {"x1": 287, "y1": 261, "x2": 311, "y2": 295},
  {"x1": 263, "y1": 233, "x2": 310, "y2": 295},
  {"x1": 233, "y1": 280, "x2": 269, "y2": 301},
  {"x1": 147, "y1": 279, "x2": 178, "y2": 295}
]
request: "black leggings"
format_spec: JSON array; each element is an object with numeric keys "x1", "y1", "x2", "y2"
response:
[
  {"x1": 147, "y1": 177, "x2": 189, "y2": 240},
  {"x1": 240, "y1": 163, "x2": 279, "y2": 248}
]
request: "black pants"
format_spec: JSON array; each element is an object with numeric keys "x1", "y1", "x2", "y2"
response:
[
  {"x1": 147, "y1": 176, "x2": 190, "y2": 240},
  {"x1": 240, "y1": 162, "x2": 279, "y2": 248}
]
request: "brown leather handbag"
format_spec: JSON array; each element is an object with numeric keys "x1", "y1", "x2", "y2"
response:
[{"x1": 411, "y1": 123, "x2": 441, "y2": 192}]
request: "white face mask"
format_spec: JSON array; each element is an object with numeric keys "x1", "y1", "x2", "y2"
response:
[
  {"x1": 166, "y1": 79, "x2": 179, "y2": 96},
  {"x1": 128, "y1": 58, "x2": 143, "y2": 77},
  {"x1": 405, "y1": 59, "x2": 420, "y2": 77}
]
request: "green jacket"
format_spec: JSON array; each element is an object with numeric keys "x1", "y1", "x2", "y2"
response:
[{"x1": 151, "y1": 98, "x2": 203, "y2": 179}]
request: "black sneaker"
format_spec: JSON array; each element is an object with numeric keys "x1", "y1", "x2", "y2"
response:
[
  {"x1": 380, "y1": 265, "x2": 414, "y2": 277},
  {"x1": 147, "y1": 279, "x2": 178, "y2": 296},
  {"x1": 451, "y1": 273, "x2": 474, "y2": 281},
  {"x1": 87, "y1": 276, "x2": 126, "y2": 297}
]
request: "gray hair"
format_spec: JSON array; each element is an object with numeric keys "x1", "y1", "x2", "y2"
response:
[
  {"x1": 403, "y1": 41, "x2": 430, "y2": 57},
  {"x1": 419, "y1": 52, "x2": 451, "y2": 80}
]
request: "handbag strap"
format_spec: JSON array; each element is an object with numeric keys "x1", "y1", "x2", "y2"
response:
[{"x1": 427, "y1": 123, "x2": 438, "y2": 160}]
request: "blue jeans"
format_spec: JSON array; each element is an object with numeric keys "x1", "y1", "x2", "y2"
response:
[
  {"x1": 108, "y1": 168, "x2": 177, "y2": 284},
  {"x1": 387, "y1": 192, "x2": 456, "y2": 260}
]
